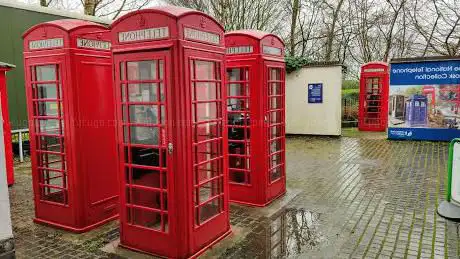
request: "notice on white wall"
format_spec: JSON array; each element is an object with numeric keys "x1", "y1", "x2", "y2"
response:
[
  {"x1": 452, "y1": 142, "x2": 460, "y2": 204},
  {"x1": 0, "y1": 97, "x2": 13, "y2": 240}
]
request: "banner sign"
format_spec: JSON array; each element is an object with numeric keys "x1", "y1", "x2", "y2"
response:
[
  {"x1": 388, "y1": 59, "x2": 460, "y2": 141},
  {"x1": 308, "y1": 83, "x2": 323, "y2": 103},
  {"x1": 390, "y1": 60, "x2": 460, "y2": 85}
]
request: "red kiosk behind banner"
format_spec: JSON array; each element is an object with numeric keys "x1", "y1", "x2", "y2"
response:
[
  {"x1": 0, "y1": 62, "x2": 15, "y2": 186},
  {"x1": 358, "y1": 62, "x2": 389, "y2": 132},
  {"x1": 225, "y1": 30, "x2": 286, "y2": 206},
  {"x1": 110, "y1": 6, "x2": 230, "y2": 258},
  {"x1": 23, "y1": 20, "x2": 118, "y2": 232}
]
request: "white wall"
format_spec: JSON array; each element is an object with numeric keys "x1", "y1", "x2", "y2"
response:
[
  {"x1": 286, "y1": 65, "x2": 342, "y2": 136},
  {"x1": 0, "y1": 96, "x2": 13, "y2": 241}
]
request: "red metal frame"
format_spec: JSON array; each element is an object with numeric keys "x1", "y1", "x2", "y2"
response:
[
  {"x1": 0, "y1": 64, "x2": 15, "y2": 186},
  {"x1": 110, "y1": 6, "x2": 230, "y2": 258},
  {"x1": 23, "y1": 19, "x2": 118, "y2": 232},
  {"x1": 358, "y1": 62, "x2": 389, "y2": 132},
  {"x1": 225, "y1": 30, "x2": 286, "y2": 206}
]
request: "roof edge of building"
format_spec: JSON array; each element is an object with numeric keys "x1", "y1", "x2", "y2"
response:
[{"x1": 0, "y1": 0, "x2": 111, "y2": 25}]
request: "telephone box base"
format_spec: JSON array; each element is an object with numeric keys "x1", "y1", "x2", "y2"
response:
[
  {"x1": 119, "y1": 228, "x2": 232, "y2": 259},
  {"x1": 437, "y1": 201, "x2": 460, "y2": 221},
  {"x1": 230, "y1": 190, "x2": 286, "y2": 207},
  {"x1": 33, "y1": 214, "x2": 118, "y2": 233}
]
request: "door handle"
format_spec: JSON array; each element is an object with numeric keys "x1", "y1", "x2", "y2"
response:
[{"x1": 168, "y1": 143, "x2": 173, "y2": 154}]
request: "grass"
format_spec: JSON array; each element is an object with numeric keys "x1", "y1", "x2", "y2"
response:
[{"x1": 342, "y1": 88, "x2": 359, "y2": 95}]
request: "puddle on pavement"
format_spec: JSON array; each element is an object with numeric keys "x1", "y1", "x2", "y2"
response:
[{"x1": 217, "y1": 207, "x2": 325, "y2": 258}]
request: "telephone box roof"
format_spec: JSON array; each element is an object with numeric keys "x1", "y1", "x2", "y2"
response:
[
  {"x1": 225, "y1": 29, "x2": 284, "y2": 44},
  {"x1": 23, "y1": 19, "x2": 107, "y2": 38},
  {"x1": 111, "y1": 5, "x2": 224, "y2": 31},
  {"x1": 0, "y1": 62, "x2": 15, "y2": 69},
  {"x1": 361, "y1": 61, "x2": 388, "y2": 67}
]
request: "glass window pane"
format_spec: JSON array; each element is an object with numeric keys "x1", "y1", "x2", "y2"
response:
[
  {"x1": 128, "y1": 207, "x2": 161, "y2": 230},
  {"x1": 36, "y1": 84, "x2": 57, "y2": 99},
  {"x1": 120, "y1": 62, "x2": 125, "y2": 80},
  {"x1": 128, "y1": 83, "x2": 158, "y2": 102},
  {"x1": 229, "y1": 141, "x2": 249, "y2": 155},
  {"x1": 129, "y1": 105, "x2": 158, "y2": 124},
  {"x1": 127, "y1": 187, "x2": 161, "y2": 209},
  {"x1": 37, "y1": 102, "x2": 59, "y2": 116},
  {"x1": 228, "y1": 98, "x2": 248, "y2": 111},
  {"x1": 195, "y1": 121, "x2": 221, "y2": 143},
  {"x1": 127, "y1": 126, "x2": 159, "y2": 145},
  {"x1": 194, "y1": 61, "x2": 215, "y2": 80},
  {"x1": 37, "y1": 119, "x2": 62, "y2": 134},
  {"x1": 230, "y1": 170, "x2": 248, "y2": 184},
  {"x1": 128, "y1": 168, "x2": 166, "y2": 189},
  {"x1": 193, "y1": 82, "x2": 217, "y2": 101},
  {"x1": 194, "y1": 102, "x2": 219, "y2": 121},
  {"x1": 199, "y1": 197, "x2": 222, "y2": 224},
  {"x1": 270, "y1": 167, "x2": 282, "y2": 182},
  {"x1": 41, "y1": 187, "x2": 65, "y2": 203},
  {"x1": 270, "y1": 97, "x2": 282, "y2": 109},
  {"x1": 197, "y1": 179, "x2": 221, "y2": 204},
  {"x1": 270, "y1": 153, "x2": 282, "y2": 168},
  {"x1": 270, "y1": 68, "x2": 280, "y2": 80},
  {"x1": 128, "y1": 147, "x2": 165, "y2": 168},
  {"x1": 194, "y1": 140, "x2": 221, "y2": 161},
  {"x1": 37, "y1": 135, "x2": 63, "y2": 152},
  {"x1": 36, "y1": 65, "x2": 56, "y2": 81},
  {"x1": 270, "y1": 139, "x2": 281, "y2": 153},
  {"x1": 227, "y1": 68, "x2": 243, "y2": 81},
  {"x1": 196, "y1": 159, "x2": 221, "y2": 184},
  {"x1": 127, "y1": 61, "x2": 157, "y2": 80}
]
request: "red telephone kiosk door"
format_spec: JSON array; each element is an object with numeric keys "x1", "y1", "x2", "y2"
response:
[
  {"x1": 23, "y1": 20, "x2": 118, "y2": 232},
  {"x1": 111, "y1": 6, "x2": 230, "y2": 258},
  {"x1": 0, "y1": 63, "x2": 15, "y2": 186},
  {"x1": 225, "y1": 30, "x2": 286, "y2": 207},
  {"x1": 358, "y1": 62, "x2": 389, "y2": 132}
]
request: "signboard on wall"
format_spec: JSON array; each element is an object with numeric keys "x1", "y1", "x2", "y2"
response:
[
  {"x1": 388, "y1": 59, "x2": 460, "y2": 141},
  {"x1": 308, "y1": 83, "x2": 323, "y2": 103}
]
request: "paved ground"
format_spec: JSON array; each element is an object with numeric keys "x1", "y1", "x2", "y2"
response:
[{"x1": 8, "y1": 130, "x2": 460, "y2": 258}]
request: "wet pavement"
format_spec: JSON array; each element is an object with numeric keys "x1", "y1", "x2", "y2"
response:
[{"x1": 8, "y1": 130, "x2": 460, "y2": 258}]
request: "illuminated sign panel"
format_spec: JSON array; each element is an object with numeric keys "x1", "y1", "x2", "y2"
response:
[
  {"x1": 226, "y1": 46, "x2": 253, "y2": 54},
  {"x1": 364, "y1": 68, "x2": 385, "y2": 73},
  {"x1": 77, "y1": 38, "x2": 111, "y2": 50},
  {"x1": 184, "y1": 27, "x2": 220, "y2": 44},
  {"x1": 118, "y1": 27, "x2": 169, "y2": 43},
  {"x1": 262, "y1": 45, "x2": 282, "y2": 56},
  {"x1": 29, "y1": 38, "x2": 64, "y2": 50}
]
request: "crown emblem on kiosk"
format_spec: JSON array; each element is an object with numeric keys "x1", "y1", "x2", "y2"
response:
[
  {"x1": 138, "y1": 15, "x2": 146, "y2": 28},
  {"x1": 271, "y1": 38, "x2": 275, "y2": 45},
  {"x1": 200, "y1": 17, "x2": 207, "y2": 28},
  {"x1": 41, "y1": 27, "x2": 47, "y2": 38}
]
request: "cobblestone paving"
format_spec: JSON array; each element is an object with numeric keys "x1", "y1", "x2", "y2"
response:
[{"x1": 8, "y1": 131, "x2": 460, "y2": 258}]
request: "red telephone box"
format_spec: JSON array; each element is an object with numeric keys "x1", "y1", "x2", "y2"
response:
[
  {"x1": 110, "y1": 6, "x2": 230, "y2": 258},
  {"x1": 358, "y1": 62, "x2": 389, "y2": 131},
  {"x1": 23, "y1": 20, "x2": 119, "y2": 232},
  {"x1": 225, "y1": 30, "x2": 286, "y2": 206},
  {"x1": 0, "y1": 62, "x2": 15, "y2": 186}
]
